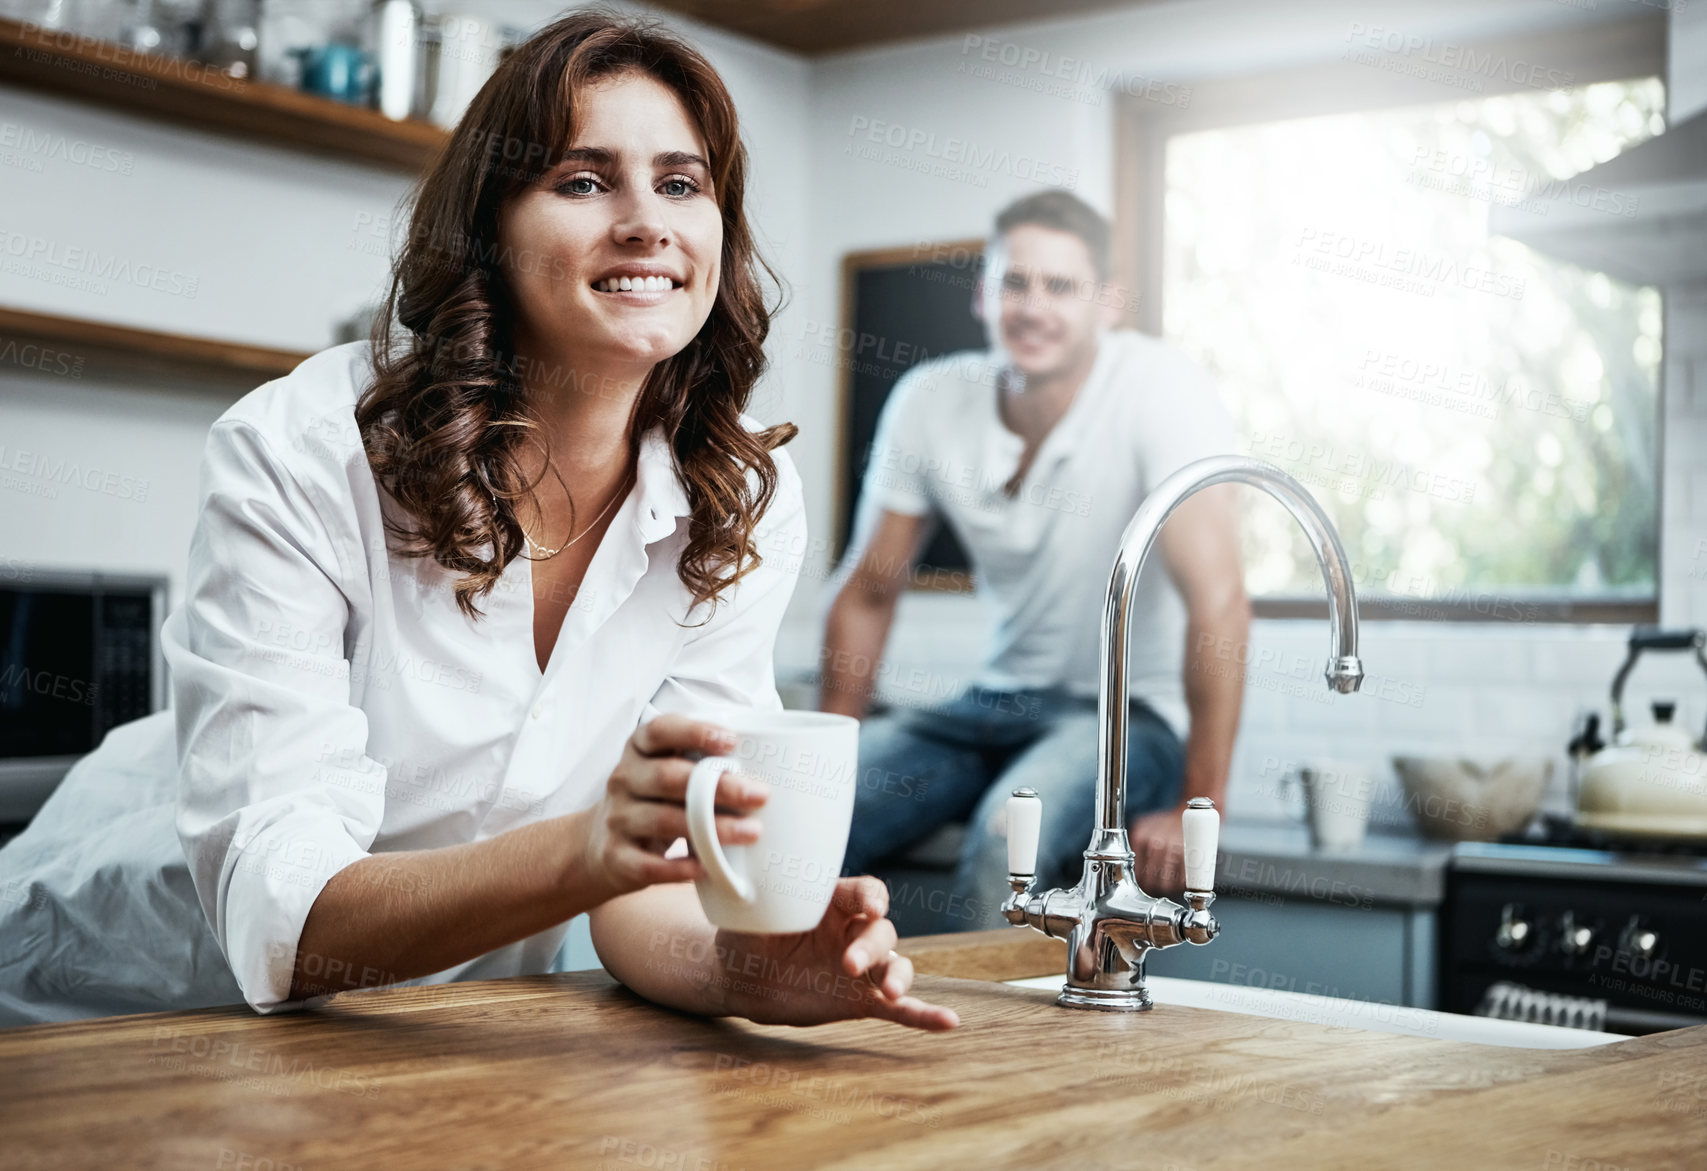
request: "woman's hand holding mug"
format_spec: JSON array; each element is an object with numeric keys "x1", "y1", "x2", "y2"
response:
[
  {"x1": 578, "y1": 713, "x2": 769, "y2": 902},
  {"x1": 583, "y1": 708, "x2": 959, "y2": 1031}
]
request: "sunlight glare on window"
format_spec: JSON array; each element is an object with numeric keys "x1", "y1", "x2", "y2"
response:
[{"x1": 1164, "y1": 78, "x2": 1665, "y2": 608}]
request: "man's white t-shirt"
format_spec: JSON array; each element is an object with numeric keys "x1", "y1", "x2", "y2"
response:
[{"x1": 854, "y1": 329, "x2": 1235, "y2": 739}]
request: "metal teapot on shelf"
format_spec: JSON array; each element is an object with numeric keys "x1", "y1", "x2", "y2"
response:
[
  {"x1": 999, "y1": 455, "x2": 1363, "y2": 1011},
  {"x1": 1568, "y1": 628, "x2": 1707, "y2": 838}
]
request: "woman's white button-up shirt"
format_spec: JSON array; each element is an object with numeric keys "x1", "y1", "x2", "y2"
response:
[{"x1": 165, "y1": 340, "x2": 806, "y2": 1013}]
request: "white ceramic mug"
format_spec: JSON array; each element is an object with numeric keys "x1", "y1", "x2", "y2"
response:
[
  {"x1": 683, "y1": 709, "x2": 859, "y2": 934},
  {"x1": 1286, "y1": 759, "x2": 1374, "y2": 850}
]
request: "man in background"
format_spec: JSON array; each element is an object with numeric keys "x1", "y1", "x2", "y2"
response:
[{"x1": 824, "y1": 190, "x2": 1249, "y2": 930}]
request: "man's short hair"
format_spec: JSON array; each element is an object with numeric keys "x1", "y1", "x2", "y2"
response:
[{"x1": 992, "y1": 191, "x2": 1111, "y2": 280}]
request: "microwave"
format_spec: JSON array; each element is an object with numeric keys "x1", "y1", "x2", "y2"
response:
[{"x1": 0, "y1": 570, "x2": 167, "y2": 825}]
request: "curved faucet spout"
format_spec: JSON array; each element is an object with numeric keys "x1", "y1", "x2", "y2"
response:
[{"x1": 1095, "y1": 455, "x2": 1363, "y2": 838}]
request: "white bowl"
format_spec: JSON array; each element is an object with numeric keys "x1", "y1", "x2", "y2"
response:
[{"x1": 1391, "y1": 756, "x2": 1550, "y2": 841}]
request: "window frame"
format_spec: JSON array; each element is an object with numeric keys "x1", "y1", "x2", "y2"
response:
[{"x1": 1114, "y1": 12, "x2": 1669, "y2": 623}]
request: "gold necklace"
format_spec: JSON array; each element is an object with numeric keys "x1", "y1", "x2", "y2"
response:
[{"x1": 523, "y1": 466, "x2": 634, "y2": 558}]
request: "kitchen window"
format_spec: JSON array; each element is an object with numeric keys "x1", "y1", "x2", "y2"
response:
[{"x1": 1121, "y1": 22, "x2": 1668, "y2": 622}]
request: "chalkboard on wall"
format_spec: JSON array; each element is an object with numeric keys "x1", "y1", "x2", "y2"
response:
[{"x1": 835, "y1": 240, "x2": 992, "y2": 584}]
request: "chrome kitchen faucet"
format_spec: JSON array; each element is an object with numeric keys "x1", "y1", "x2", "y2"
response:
[{"x1": 1002, "y1": 455, "x2": 1365, "y2": 1011}]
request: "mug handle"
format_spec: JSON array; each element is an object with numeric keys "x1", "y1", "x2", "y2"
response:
[{"x1": 684, "y1": 756, "x2": 756, "y2": 902}]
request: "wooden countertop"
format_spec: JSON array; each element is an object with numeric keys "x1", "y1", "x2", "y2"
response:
[{"x1": 3, "y1": 932, "x2": 1703, "y2": 1170}]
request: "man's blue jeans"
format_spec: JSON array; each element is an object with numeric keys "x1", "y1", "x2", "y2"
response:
[{"x1": 840, "y1": 686, "x2": 1185, "y2": 933}]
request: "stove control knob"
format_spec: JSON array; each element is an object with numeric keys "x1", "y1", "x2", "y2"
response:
[
  {"x1": 1559, "y1": 911, "x2": 1595, "y2": 957},
  {"x1": 1496, "y1": 903, "x2": 1531, "y2": 951},
  {"x1": 1621, "y1": 916, "x2": 1659, "y2": 961}
]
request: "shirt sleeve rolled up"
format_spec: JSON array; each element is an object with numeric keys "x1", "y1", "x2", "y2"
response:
[{"x1": 167, "y1": 419, "x2": 387, "y2": 1014}]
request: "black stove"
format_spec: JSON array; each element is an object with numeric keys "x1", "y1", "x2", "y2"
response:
[{"x1": 1440, "y1": 819, "x2": 1707, "y2": 1035}]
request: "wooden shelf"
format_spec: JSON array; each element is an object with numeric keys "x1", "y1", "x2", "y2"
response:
[
  {"x1": 0, "y1": 305, "x2": 313, "y2": 387},
  {"x1": 0, "y1": 17, "x2": 448, "y2": 171}
]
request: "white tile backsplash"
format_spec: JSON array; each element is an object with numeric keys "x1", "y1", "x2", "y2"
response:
[
  {"x1": 1283, "y1": 687, "x2": 1379, "y2": 736},
  {"x1": 1531, "y1": 639, "x2": 1627, "y2": 688},
  {"x1": 1690, "y1": 472, "x2": 1707, "y2": 522},
  {"x1": 1425, "y1": 638, "x2": 1529, "y2": 684},
  {"x1": 1373, "y1": 686, "x2": 1474, "y2": 738},
  {"x1": 1236, "y1": 688, "x2": 1288, "y2": 734},
  {"x1": 1471, "y1": 688, "x2": 1575, "y2": 740}
]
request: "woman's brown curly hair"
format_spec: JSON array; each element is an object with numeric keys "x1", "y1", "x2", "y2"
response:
[{"x1": 357, "y1": 8, "x2": 796, "y2": 622}]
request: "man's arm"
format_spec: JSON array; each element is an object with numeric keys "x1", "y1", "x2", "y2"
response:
[
  {"x1": 1131, "y1": 484, "x2": 1250, "y2": 892},
  {"x1": 818, "y1": 508, "x2": 933, "y2": 718}
]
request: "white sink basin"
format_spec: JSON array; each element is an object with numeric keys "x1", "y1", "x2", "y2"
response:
[{"x1": 1002, "y1": 974, "x2": 1626, "y2": 1050}]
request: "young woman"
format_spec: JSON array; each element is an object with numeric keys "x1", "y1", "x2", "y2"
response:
[{"x1": 0, "y1": 11, "x2": 956, "y2": 1034}]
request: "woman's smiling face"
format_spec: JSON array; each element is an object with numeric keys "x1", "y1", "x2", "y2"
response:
[{"x1": 498, "y1": 69, "x2": 722, "y2": 379}]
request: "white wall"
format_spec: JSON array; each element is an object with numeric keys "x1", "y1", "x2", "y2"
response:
[
  {"x1": 1669, "y1": 0, "x2": 1707, "y2": 121},
  {"x1": 0, "y1": 75, "x2": 410, "y2": 599}
]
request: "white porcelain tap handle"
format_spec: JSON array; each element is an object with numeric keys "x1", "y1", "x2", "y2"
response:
[
  {"x1": 1182, "y1": 798, "x2": 1219, "y2": 892},
  {"x1": 1007, "y1": 788, "x2": 1043, "y2": 877}
]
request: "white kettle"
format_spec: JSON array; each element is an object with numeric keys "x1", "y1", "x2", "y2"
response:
[{"x1": 1572, "y1": 628, "x2": 1707, "y2": 836}]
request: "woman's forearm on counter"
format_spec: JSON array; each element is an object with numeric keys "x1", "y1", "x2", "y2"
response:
[
  {"x1": 587, "y1": 883, "x2": 728, "y2": 1017},
  {"x1": 289, "y1": 811, "x2": 610, "y2": 999}
]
